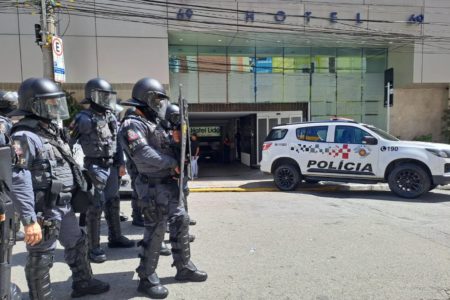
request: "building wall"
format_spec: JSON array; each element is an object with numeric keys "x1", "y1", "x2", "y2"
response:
[{"x1": 390, "y1": 86, "x2": 448, "y2": 141}]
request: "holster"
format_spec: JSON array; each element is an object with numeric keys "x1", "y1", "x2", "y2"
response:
[{"x1": 38, "y1": 219, "x2": 60, "y2": 242}]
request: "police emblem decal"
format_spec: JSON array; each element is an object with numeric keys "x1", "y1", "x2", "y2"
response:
[
  {"x1": 127, "y1": 129, "x2": 140, "y2": 141},
  {"x1": 354, "y1": 145, "x2": 371, "y2": 157}
]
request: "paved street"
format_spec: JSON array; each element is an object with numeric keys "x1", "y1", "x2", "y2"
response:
[{"x1": 11, "y1": 188, "x2": 450, "y2": 300}]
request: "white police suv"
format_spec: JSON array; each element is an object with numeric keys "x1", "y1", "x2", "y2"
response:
[{"x1": 260, "y1": 119, "x2": 450, "y2": 198}]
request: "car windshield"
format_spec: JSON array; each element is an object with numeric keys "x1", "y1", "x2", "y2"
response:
[{"x1": 364, "y1": 125, "x2": 399, "y2": 141}]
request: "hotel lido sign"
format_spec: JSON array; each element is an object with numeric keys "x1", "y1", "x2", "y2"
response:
[{"x1": 176, "y1": 9, "x2": 425, "y2": 24}]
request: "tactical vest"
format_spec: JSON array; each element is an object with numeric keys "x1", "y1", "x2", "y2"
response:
[
  {"x1": 0, "y1": 115, "x2": 12, "y2": 146},
  {"x1": 78, "y1": 109, "x2": 117, "y2": 159},
  {"x1": 123, "y1": 115, "x2": 175, "y2": 176},
  {"x1": 12, "y1": 118, "x2": 75, "y2": 200}
]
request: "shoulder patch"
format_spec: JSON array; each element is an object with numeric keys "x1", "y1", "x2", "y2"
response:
[{"x1": 127, "y1": 129, "x2": 140, "y2": 141}]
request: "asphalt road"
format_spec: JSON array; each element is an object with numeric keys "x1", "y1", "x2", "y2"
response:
[{"x1": 10, "y1": 189, "x2": 450, "y2": 300}]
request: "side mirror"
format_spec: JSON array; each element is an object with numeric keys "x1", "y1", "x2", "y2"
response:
[{"x1": 362, "y1": 136, "x2": 378, "y2": 145}]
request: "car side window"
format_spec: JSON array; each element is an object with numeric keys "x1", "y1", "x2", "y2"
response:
[
  {"x1": 335, "y1": 126, "x2": 372, "y2": 144},
  {"x1": 297, "y1": 126, "x2": 328, "y2": 143}
]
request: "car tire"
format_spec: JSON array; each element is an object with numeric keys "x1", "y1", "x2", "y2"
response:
[
  {"x1": 429, "y1": 184, "x2": 437, "y2": 191},
  {"x1": 388, "y1": 163, "x2": 431, "y2": 199},
  {"x1": 274, "y1": 164, "x2": 301, "y2": 191}
]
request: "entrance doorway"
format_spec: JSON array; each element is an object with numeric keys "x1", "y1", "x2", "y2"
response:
[{"x1": 257, "y1": 111, "x2": 303, "y2": 164}]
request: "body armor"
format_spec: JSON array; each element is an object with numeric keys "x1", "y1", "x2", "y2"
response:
[
  {"x1": 122, "y1": 115, "x2": 174, "y2": 178},
  {"x1": 12, "y1": 118, "x2": 75, "y2": 210},
  {"x1": 77, "y1": 109, "x2": 117, "y2": 159}
]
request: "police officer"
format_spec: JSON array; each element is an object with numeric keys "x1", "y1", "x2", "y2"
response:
[
  {"x1": 0, "y1": 91, "x2": 25, "y2": 242},
  {"x1": 123, "y1": 107, "x2": 171, "y2": 257},
  {"x1": 10, "y1": 77, "x2": 110, "y2": 299},
  {"x1": 119, "y1": 78, "x2": 207, "y2": 299},
  {"x1": 162, "y1": 103, "x2": 197, "y2": 228},
  {"x1": 70, "y1": 78, "x2": 134, "y2": 264},
  {"x1": 0, "y1": 91, "x2": 21, "y2": 300}
]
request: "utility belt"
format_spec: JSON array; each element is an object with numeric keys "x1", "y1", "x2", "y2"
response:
[
  {"x1": 138, "y1": 174, "x2": 176, "y2": 185},
  {"x1": 84, "y1": 156, "x2": 113, "y2": 168}
]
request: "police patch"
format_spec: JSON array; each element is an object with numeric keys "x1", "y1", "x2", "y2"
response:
[
  {"x1": 127, "y1": 129, "x2": 140, "y2": 141},
  {"x1": 12, "y1": 140, "x2": 23, "y2": 156}
]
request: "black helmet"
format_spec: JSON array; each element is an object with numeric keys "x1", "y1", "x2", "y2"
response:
[
  {"x1": 10, "y1": 78, "x2": 69, "y2": 120},
  {"x1": 82, "y1": 78, "x2": 117, "y2": 111},
  {"x1": 122, "y1": 78, "x2": 169, "y2": 120},
  {"x1": 0, "y1": 91, "x2": 18, "y2": 114},
  {"x1": 165, "y1": 103, "x2": 180, "y2": 127}
]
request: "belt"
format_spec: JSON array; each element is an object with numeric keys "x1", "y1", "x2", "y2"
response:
[
  {"x1": 139, "y1": 174, "x2": 175, "y2": 185},
  {"x1": 84, "y1": 157, "x2": 113, "y2": 167}
]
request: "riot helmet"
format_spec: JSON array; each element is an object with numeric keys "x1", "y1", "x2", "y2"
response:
[
  {"x1": 0, "y1": 91, "x2": 18, "y2": 114},
  {"x1": 83, "y1": 78, "x2": 117, "y2": 111},
  {"x1": 122, "y1": 78, "x2": 169, "y2": 120},
  {"x1": 166, "y1": 103, "x2": 180, "y2": 128},
  {"x1": 11, "y1": 78, "x2": 69, "y2": 120}
]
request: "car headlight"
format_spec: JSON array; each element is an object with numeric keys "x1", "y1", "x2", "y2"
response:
[{"x1": 426, "y1": 148, "x2": 450, "y2": 158}]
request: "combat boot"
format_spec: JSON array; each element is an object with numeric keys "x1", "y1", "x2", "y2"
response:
[
  {"x1": 68, "y1": 232, "x2": 110, "y2": 298},
  {"x1": 137, "y1": 273, "x2": 168, "y2": 299},
  {"x1": 89, "y1": 247, "x2": 107, "y2": 264},
  {"x1": 86, "y1": 208, "x2": 106, "y2": 263},
  {"x1": 71, "y1": 278, "x2": 110, "y2": 298},
  {"x1": 160, "y1": 242, "x2": 171, "y2": 256},
  {"x1": 174, "y1": 261, "x2": 208, "y2": 282},
  {"x1": 105, "y1": 198, "x2": 135, "y2": 248}
]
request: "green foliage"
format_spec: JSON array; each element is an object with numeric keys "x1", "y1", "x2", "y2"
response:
[
  {"x1": 63, "y1": 90, "x2": 81, "y2": 127},
  {"x1": 412, "y1": 134, "x2": 433, "y2": 142}
]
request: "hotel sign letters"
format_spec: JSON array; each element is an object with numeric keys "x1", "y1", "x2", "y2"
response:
[{"x1": 176, "y1": 8, "x2": 425, "y2": 25}]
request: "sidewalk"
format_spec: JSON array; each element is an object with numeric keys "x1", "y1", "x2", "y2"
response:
[
  {"x1": 121, "y1": 161, "x2": 449, "y2": 193},
  {"x1": 188, "y1": 162, "x2": 449, "y2": 193}
]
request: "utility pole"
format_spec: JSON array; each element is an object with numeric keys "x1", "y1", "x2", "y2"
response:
[{"x1": 38, "y1": 0, "x2": 57, "y2": 80}]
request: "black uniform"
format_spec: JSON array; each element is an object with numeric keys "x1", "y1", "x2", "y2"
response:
[
  {"x1": 9, "y1": 78, "x2": 110, "y2": 299},
  {"x1": 0, "y1": 90, "x2": 21, "y2": 300},
  {"x1": 119, "y1": 77, "x2": 207, "y2": 299}
]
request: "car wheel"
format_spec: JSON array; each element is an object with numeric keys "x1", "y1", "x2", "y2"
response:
[
  {"x1": 304, "y1": 179, "x2": 320, "y2": 184},
  {"x1": 388, "y1": 163, "x2": 431, "y2": 199},
  {"x1": 429, "y1": 184, "x2": 437, "y2": 191},
  {"x1": 274, "y1": 164, "x2": 300, "y2": 191}
]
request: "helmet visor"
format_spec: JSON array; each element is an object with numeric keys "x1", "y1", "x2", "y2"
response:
[
  {"x1": 168, "y1": 112, "x2": 180, "y2": 126},
  {"x1": 92, "y1": 90, "x2": 117, "y2": 110},
  {"x1": 144, "y1": 92, "x2": 168, "y2": 112},
  {"x1": 32, "y1": 95, "x2": 70, "y2": 120}
]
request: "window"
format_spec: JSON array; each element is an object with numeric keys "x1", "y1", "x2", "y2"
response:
[
  {"x1": 265, "y1": 129, "x2": 288, "y2": 141},
  {"x1": 297, "y1": 126, "x2": 328, "y2": 142},
  {"x1": 335, "y1": 126, "x2": 373, "y2": 144},
  {"x1": 364, "y1": 125, "x2": 399, "y2": 141}
]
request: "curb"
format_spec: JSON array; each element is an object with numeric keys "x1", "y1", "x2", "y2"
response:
[
  {"x1": 190, "y1": 187, "x2": 278, "y2": 192},
  {"x1": 189, "y1": 184, "x2": 390, "y2": 193}
]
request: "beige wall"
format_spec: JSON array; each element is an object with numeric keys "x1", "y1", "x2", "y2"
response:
[{"x1": 390, "y1": 86, "x2": 448, "y2": 142}]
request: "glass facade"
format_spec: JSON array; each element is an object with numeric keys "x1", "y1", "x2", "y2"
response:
[{"x1": 169, "y1": 45, "x2": 387, "y2": 129}]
